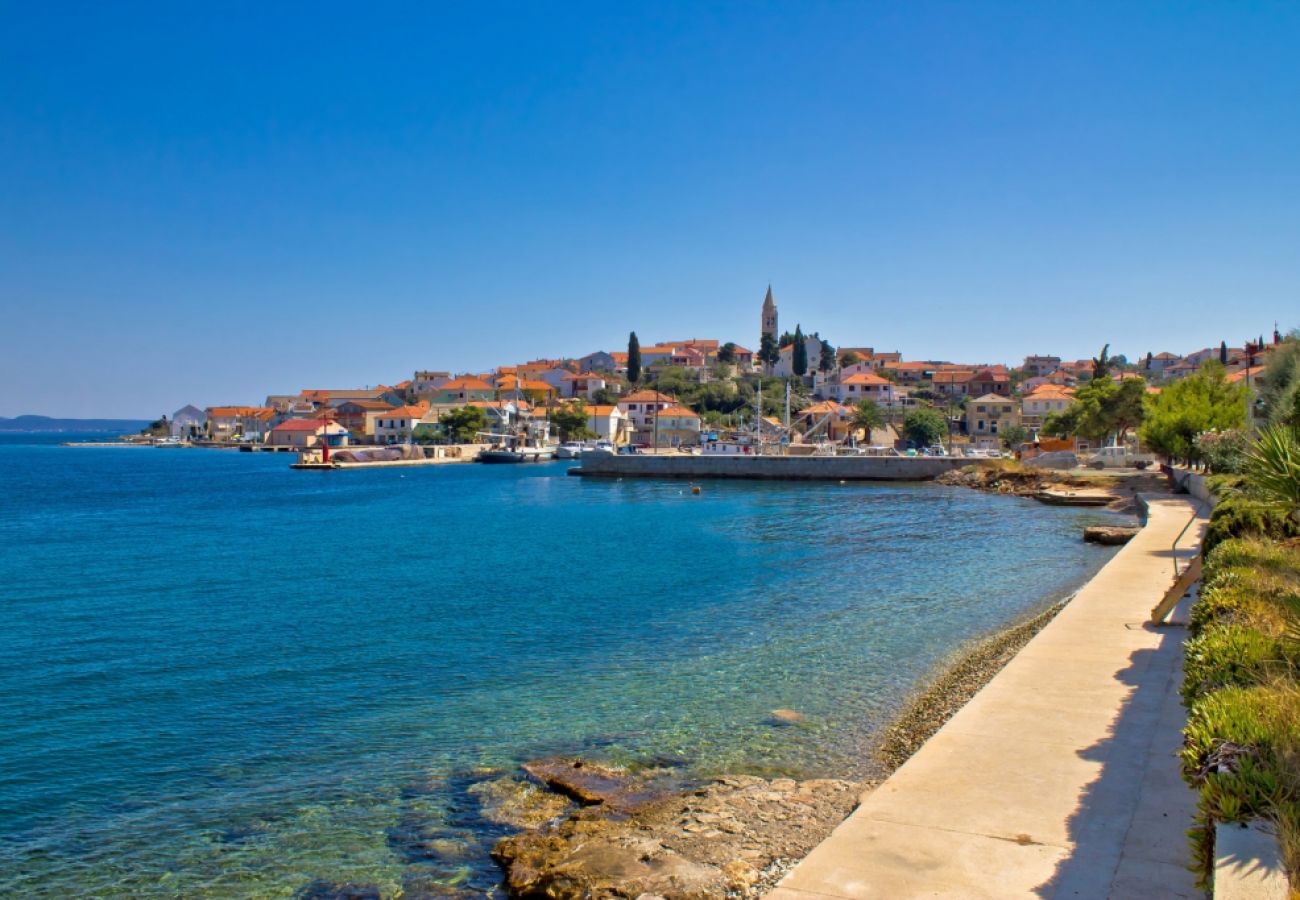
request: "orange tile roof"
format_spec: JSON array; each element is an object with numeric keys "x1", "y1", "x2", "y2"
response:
[
  {"x1": 841, "y1": 372, "x2": 891, "y2": 385},
  {"x1": 208, "y1": 405, "x2": 270, "y2": 418},
  {"x1": 622, "y1": 390, "x2": 677, "y2": 403},
  {"x1": 658, "y1": 405, "x2": 700, "y2": 418},
  {"x1": 440, "y1": 377, "x2": 493, "y2": 391}
]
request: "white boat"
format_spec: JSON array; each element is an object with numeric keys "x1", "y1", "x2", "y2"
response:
[{"x1": 555, "y1": 442, "x2": 585, "y2": 459}]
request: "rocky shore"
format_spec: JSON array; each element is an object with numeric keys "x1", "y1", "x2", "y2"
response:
[
  {"x1": 476, "y1": 592, "x2": 1098, "y2": 899},
  {"x1": 936, "y1": 462, "x2": 1165, "y2": 514}
]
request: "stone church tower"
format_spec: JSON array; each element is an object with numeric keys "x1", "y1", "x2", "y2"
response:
[{"x1": 761, "y1": 285, "x2": 778, "y2": 342}]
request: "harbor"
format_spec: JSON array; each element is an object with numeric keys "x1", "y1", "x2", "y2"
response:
[{"x1": 571, "y1": 449, "x2": 978, "y2": 481}]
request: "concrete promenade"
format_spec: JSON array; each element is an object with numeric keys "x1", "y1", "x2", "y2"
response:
[{"x1": 770, "y1": 495, "x2": 1208, "y2": 899}]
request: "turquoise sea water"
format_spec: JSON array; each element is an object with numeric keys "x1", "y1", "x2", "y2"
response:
[{"x1": 0, "y1": 436, "x2": 1129, "y2": 896}]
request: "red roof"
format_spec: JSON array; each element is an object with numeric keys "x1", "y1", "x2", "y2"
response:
[{"x1": 272, "y1": 418, "x2": 332, "y2": 432}]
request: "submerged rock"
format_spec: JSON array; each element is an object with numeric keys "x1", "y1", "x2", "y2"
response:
[
  {"x1": 293, "y1": 881, "x2": 383, "y2": 900},
  {"x1": 521, "y1": 757, "x2": 666, "y2": 812},
  {"x1": 767, "y1": 708, "x2": 804, "y2": 725},
  {"x1": 492, "y1": 775, "x2": 862, "y2": 899},
  {"x1": 468, "y1": 776, "x2": 573, "y2": 829}
]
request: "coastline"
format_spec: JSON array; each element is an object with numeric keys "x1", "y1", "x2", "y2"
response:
[{"x1": 490, "y1": 584, "x2": 1106, "y2": 897}]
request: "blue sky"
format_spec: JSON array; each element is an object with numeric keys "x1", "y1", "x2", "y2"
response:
[{"x1": 3, "y1": 2, "x2": 1298, "y2": 417}]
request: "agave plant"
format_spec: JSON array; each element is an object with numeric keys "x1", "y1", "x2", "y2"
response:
[{"x1": 1244, "y1": 426, "x2": 1300, "y2": 522}]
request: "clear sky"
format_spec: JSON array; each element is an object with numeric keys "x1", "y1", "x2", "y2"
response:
[{"x1": 3, "y1": 2, "x2": 1298, "y2": 417}]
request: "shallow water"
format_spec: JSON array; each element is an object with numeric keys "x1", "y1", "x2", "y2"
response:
[{"x1": 0, "y1": 435, "x2": 1129, "y2": 896}]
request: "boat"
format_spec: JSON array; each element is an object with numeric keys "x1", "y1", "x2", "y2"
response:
[
  {"x1": 555, "y1": 442, "x2": 585, "y2": 459},
  {"x1": 476, "y1": 405, "x2": 556, "y2": 464}
]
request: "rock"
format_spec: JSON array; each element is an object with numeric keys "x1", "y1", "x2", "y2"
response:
[
  {"x1": 492, "y1": 776, "x2": 862, "y2": 898},
  {"x1": 767, "y1": 708, "x2": 804, "y2": 725},
  {"x1": 294, "y1": 882, "x2": 383, "y2": 900},
  {"x1": 467, "y1": 776, "x2": 572, "y2": 829},
  {"x1": 521, "y1": 757, "x2": 667, "y2": 813},
  {"x1": 1084, "y1": 525, "x2": 1141, "y2": 545}
]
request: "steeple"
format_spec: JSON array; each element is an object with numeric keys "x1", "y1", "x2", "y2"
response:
[{"x1": 761, "y1": 285, "x2": 778, "y2": 341}]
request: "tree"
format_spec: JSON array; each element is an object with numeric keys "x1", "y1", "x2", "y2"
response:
[
  {"x1": 1091, "y1": 343, "x2": 1113, "y2": 380},
  {"x1": 792, "y1": 325, "x2": 808, "y2": 376},
  {"x1": 903, "y1": 407, "x2": 947, "y2": 448},
  {"x1": 717, "y1": 342, "x2": 738, "y2": 365},
  {"x1": 1259, "y1": 332, "x2": 1300, "y2": 428},
  {"x1": 819, "y1": 339, "x2": 836, "y2": 374},
  {"x1": 549, "y1": 402, "x2": 597, "y2": 441},
  {"x1": 839, "y1": 351, "x2": 861, "y2": 368},
  {"x1": 852, "y1": 399, "x2": 883, "y2": 436},
  {"x1": 1139, "y1": 362, "x2": 1250, "y2": 463},
  {"x1": 779, "y1": 330, "x2": 796, "y2": 348},
  {"x1": 1144, "y1": 351, "x2": 1153, "y2": 371},
  {"x1": 440, "y1": 406, "x2": 489, "y2": 443},
  {"x1": 758, "y1": 332, "x2": 779, "y2": 372},
  {"x1": 1219, "y1": 340, "x2": 1228, "y2": 365},
  {"x1": 1000, "y1": 424, "x2": 1030, "y2": 450},
  {"x1": 627, "y1": 332, "x2": 642, "y2": 384},
  {"x1": 1042, "y1": 375, "x2": 1147, "y2": 444}
]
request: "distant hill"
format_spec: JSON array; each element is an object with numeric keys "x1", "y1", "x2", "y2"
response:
[{"x1": 0, "y1": 415, "x2": 151, "y2": 433}]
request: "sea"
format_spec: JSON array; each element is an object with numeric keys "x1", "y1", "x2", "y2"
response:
[{"x1": 0, "y1": 434, "x2": 1131, "y2": 896}]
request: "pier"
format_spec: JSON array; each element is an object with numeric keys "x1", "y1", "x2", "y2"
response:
[{"x1": 570, "y1": 452, "x2": 978, "y2": 481}]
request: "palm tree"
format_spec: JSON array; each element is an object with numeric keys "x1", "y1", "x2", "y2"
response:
[
  {"x1": 852, "y1": 399, "x2": 883, "y2": 438},
  {"x1": 1245, "y1": 426, "x2": 1300, "y2": 522}
]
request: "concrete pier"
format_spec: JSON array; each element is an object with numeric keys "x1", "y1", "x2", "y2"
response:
[
  {"x1": 571, "y1": 452, "x2": 976, "y2": 481},
  {"x1": 769, "y1": 495, "x2": 1207, "y2": 899}
]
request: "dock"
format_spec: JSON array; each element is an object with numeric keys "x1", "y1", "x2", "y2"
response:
[{"x1": 570, "y1": 452, "x2": 978, "y2": 481}]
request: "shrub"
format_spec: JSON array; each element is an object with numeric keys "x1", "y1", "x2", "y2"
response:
[
  {"x1": 1182, "y1": 625, "x2": 1284, "y2": 703},
  {"x1": 1181, "y1": 684, "x2": 1300, "y2": 887},
  {"x1": 1196, "y1": 429, "x2": 1253, "y2": 474},
  {"x1": 1203, "y1": 495, "x2": 1300, "y2": 556}
]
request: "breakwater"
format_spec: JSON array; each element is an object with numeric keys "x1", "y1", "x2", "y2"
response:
[{"x1": 572, "y1": 452, "x2": 978, "y2": 481}]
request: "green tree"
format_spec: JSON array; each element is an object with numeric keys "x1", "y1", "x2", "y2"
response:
[
  {"x1": 839, "y1": 351, "x2": 861, "y2": 368},
  {"x1": 819, "y1": 339, "x2": 835, "y2": 374},
  {"x1": 851, "y1": 399, "x2": 884, "y2": 437},
  {"x1": 717, "y1": 342, "x2": 738, "y2": 365},
  {"x1": 792, "y1": 325, "x2": 808, "y2": 376},
  {"x1": 440, "y1": 406, "x2": 489, "y2": 443},
  {"x1": 549, "y1": 402, "x2": 597, "y2": 441},
  {"x1": 1259, "y1": 332, "x2": 1300, "y2": 428},
  {"x1": 903, "y1": 407, "x2": 947, "y2": 448},
  {"x1": 1042, "y1": 376, "x2": 1147, "y2": 444},
  {"x1": 1219, "y1": 340, "x2": 1228, "y2": 365},
  {"x1": 1000, "y1": 424, "x2": 1030, "y2": 450},
  {"x1": 627, "y1": 332, "x2": 642, "y2": 384},
  {"x1": 1139, "y1": 362, "x2": 1250, "y2": 463},
  {"x1": 1092, "y1": 343, "x2": 1113, "y2": 380},
  {"x1": 758, "y1": 332, "x2": 779, "y2": 371}
]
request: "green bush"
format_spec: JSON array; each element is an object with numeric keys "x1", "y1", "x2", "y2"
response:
[
  {"x1": 1203, "y1": 495, "x2": 1300, "y2": 556},
  {"x1": 1180, "y1": 684, "x2": 1300, "y2": 887},
  {"x1": 1196, "y1": 429, "x2": 1253, "y2": 474},
  {"x1": 1182, "y1": 625, "x2": 1284, "y2": 703}
]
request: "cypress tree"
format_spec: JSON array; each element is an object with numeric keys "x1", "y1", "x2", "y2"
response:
[
  {"x1": 792, "y1": 325, "x2": 808, "y2": 376},
  {"x1": 1220, "y1": 340, "x2": 1228, "y2": 365},
  {"x1": 627, "y1": 332, "x2": 641, "y2": 384}
]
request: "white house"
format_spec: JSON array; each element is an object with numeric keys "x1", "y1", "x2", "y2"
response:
[
  {"x1": 1021, "y1": 387, "x2": 1075, "y2": 428},
  {"x1": 372, "y1": 403, "x2": 431, "y2": 444},
  {"x1": 773, "y1": 333, "x2": 826, "y2": 378},
  {"x1": 832, "y1": 372, "x2": 898, "y2": 406},
  {"x1": 584, "y1": 404, "x2": 632, "y2": 445},
  {"x1": 170, "y1": 405, "x2": 206, "y2": 440}
]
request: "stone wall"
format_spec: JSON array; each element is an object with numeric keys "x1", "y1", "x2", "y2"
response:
[{"x1": 573, "y1": 453, "x2": 975, "y2": 481}]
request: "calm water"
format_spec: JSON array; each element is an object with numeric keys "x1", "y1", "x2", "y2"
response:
[{"x1": 0, "y1": 435, "x2": 1128, "y2": 896}]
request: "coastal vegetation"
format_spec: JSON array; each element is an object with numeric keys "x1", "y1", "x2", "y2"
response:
[
  {"x1": 1182, "y1": 426, "x2": 1300, "y2": 888},
  {"x1": 439, "y1": 406, "x2": 489, "y2": 443},
  {"x1": 1042, "y1": 374, "x2": 1146, "y2": 445},
  {"x1": 1140, "y1": 362, "x2": 1249, "y2": 465},
  {"x1": 902, "y1": 407, "x2": 946, "y2": 448}
]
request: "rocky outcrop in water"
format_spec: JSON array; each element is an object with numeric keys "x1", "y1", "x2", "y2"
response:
[
  {"x1": 1083, "y1": 525, "x2": 1141, "y2": 545},
  {"x1": 492, "y1": 770, "x2": 862, "y2": 899}
]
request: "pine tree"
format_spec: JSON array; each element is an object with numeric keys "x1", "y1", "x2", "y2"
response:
[
  {"x1": 792, "y1": 325, "x2": 808, "y2": 376},
  {"x1": 759, "y1": 333, "x2": 779, "y2": 372},
  {"x1": 627, "y1": 332, "x2": 641, "y2": 384},
  {"x1": 819, "y1": 339, "x2": 835, "y2": 373}
]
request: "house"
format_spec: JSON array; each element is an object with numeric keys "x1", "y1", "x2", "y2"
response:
[
  {"x1": 206, "y1": 406, "x2": 277, "y2": 441},
  {"x1": 773, "y1": 332, "x2": 827, "y2": 378},
  {"x1": 833, "y1": 372, "x2": 898, "y2": 406},
  {"x1": 265, "y1": 394, "x2": 317, "y2": 415},
  {"x1": 618, "y1": 390, "x2": 680, "y2": 443},
  {"x1": 170, "y1": 405, "x2": 206, "y2": 440},
  {"x1": 561, "y1": 372, "x2": 618, "y2": 400},
  {"x1": 651, "y1": 406, "x2": 702, "y2": 447},
  {"x1": 932, "y1": 370, "x2": 976, "y2": 398},
  {"x1": 495, "y1": 375, "x2": 556, "y2": 405},
  {"x1": 796, "y1": 400, "x2": 854, "y2": 442},
  {"x1": 1143, "y1": 352, "x2": 1182, "y2": 376},
  {"x1": 727, "y1": 345, "x2": 755, "y2": 369},
  {"x1": 1021, "y1": 386, "x2": 1075, "y2": 429},
  {"x1": 428, "y1": 377, "x2": 495, "y2": 405},
  {"x1": 880, "y1": 361, "x2": 935, "y2": 384},
  {"x1": 582, "y1": 404, "x2": 632, "y2": 445},
  {"x1": 578, "y1": 351, "x2": 617, "y2": 373},
  {"x1": 372, "y1": 403, "x2": 431, "y2": 444},
  {"x1": 413, "y1": 371, "x2": 451, "y2": 394},
  {"x1": 1022, "y1": 355, "x2": 1061, "y2": 378},
  {"x1": 266, "y1": 418, "x2": 350, "y2": 449},
  {"x1": 299, "y1": 387, "x2": 405, "y2": 409},
  {"x1": 333, "y1": 400, "x2": 396, "y2": 438},
  {"x1": 967, "y1": 367, "x2": 1011, "y2": 397},
  {"x1": 965, "y1": 394, "x2": 1020, "y2": 445}
]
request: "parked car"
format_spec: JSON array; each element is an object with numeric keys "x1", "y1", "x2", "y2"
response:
[{"x1": 1087, "y1": 446, "x2": 1156, "y2": 470}]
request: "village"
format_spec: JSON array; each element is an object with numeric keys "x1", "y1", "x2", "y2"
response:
[{"x1": 148, "y1": 286, "x2": 1283, "y2": 465}]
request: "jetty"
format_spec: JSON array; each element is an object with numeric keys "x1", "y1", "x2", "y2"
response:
[
  {"x1": 769, "y1": 495, "x2": 1208, "y2": 899},
  {"x1": 570, "y1": 452, "x2": 977, "y2": 481}
]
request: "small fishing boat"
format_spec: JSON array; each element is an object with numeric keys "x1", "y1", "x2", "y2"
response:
[{"x1": 555, "y1": 442, "x2": 584, "y2": 459}]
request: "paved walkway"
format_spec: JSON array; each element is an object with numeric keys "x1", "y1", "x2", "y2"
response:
[{"x1": 770, "y1": 496, "x2": 1208, "y2": 899}]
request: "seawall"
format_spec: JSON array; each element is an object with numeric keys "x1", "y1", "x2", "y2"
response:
[{"x1": 571, "y1": 453, "x2": 978, "y2": 481}]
